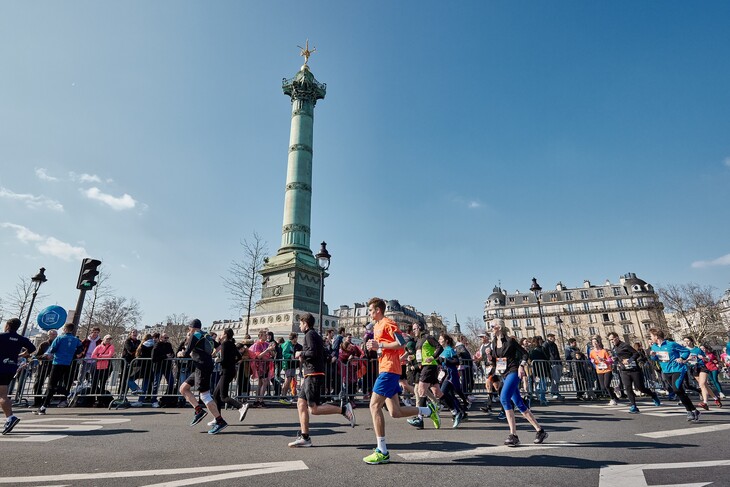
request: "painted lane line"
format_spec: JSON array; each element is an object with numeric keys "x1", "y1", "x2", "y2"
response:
[
  {"x1": 636, "y1": 423, "x2": 730, "y2": 438},
  {"x1": 0, "y1": 434, "x2": 68, "y2": 443},
  {"x1": 598, "y1": 459, "x2": 730, "y2": 487},
  {"x1": 0, "y1": 461, "x2": 308, "y2": 484},
  {"x1": 20, "y1": 418, "x2": 131, "y2": 425},
  {"x1": 140, "y1": 462, "x2": 310, "y2": 487},
  {"x1": 398, "y1": 441, "x2": 579, "y2": 460}
]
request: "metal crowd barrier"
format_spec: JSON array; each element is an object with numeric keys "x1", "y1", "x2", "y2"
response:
[{"x1": 13, "y1": 353, "x2": 717, "y2": 409}]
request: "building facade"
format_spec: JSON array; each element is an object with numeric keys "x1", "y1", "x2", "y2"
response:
[
  {"x1": 333, "y1": 299, "x2": 447, "y2": 338},
  {"x1": 483, "y1": 273, "x2": 667, "y2": 352}
]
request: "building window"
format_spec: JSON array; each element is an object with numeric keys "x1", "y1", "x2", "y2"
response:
[
  {"x1": 583, "y1": 302, "x2": 590, "y2": 312},
  {"x1": 526, "y1": 318, "x2": 533, "y2": 327},
  {"x1": 619, "y1": 312, "x2": 628, "y2": 321},
  {"x1": 564, "y1": 292, "x2": 574, "y2": 301},
  {"x1": 512, "y1": 319, "x2": 519, "y2": 328},
  {"x1": 510, "y1": 308, "x2": 516, "y2": 317},
  {"x1": 550, "y1": 293, "x2": 558, "y2": 302},
  {"x1": 602, "y1": 313, "x2": 611, "y2": 322},
  {"x1": 522, "y1": 296, "x2": 529, "y2": 303},
  {"x1": 622, "y1": 324, "x2": 633, "y2": 334},
  {"x1": 572, "y1": 327, "x2": 580, "y2": 337},
  {"x1": 589, "y1": 314, "x2": 596, "y2": 323},
  {"x1": 612, "y1": 287, "x2": 622, "y2": 296},
  {"x1": 589, "y1": 326, "x2": 597, "y2": 336},
  {"x1": 514, "y1": 330, "x2": 522, "y2": 338},
  {"x1": 616, "y1": 299, "x2": 624, "y2": 308},
  {"x1": 570, "y1": 315, "x2": 579, "y2": 324},
  {"x1": 524, "y1": 307, "x2": 530, "y2": 316},
  {"x1": 580, "y1": 290, "x2": 590, "y2": 299},
  {"x1": 566, "y1": 303, "x2": 574, "y2": 312},
  {"x1": 637, "y1": 298, "x2": 645, "y2": 307},
  {"x1": 596, "y1": 289, "x2": 604, "y2": 298},
  {"x1": 644, "y1": 323, "x2": 651, "y2": 331},
  {"x1": 509, "y1": 297, "x2": 515, "y2": 303}
]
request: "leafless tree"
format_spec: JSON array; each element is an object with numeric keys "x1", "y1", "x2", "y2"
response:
[
  {"x1": 658, "y1": 283, "x2": 728, "y2": 345},
  {"x1": 165, "y1": 313, "x2": 191, "y2": 349},
  {"x1": 87, "y1": 296, "x2": 143, "y2": 342},
  {"x1": 80, "y1": 269, "x2": 114, "y2": 338},
  {"x1": 2, "y1": 275, "x2": 47, "y2": 324},
  {"x1": 222, "y1": 232, "x2": 268, "y2": 335}
]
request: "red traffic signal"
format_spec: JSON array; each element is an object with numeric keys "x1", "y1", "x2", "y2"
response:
[{"x1": 76, "y1": 258, "x2": 102, "y2": 290}]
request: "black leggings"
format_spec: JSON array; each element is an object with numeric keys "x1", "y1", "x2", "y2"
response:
[
  {"x1": 213, "y1": 369, "x2": 242, "y2": 410},
  {"x1": 619, "y1": 369, "x2": 658, "y2": 406},
  {"x1": 597, "y1": 372, "x2": 618, "y2": 400},
  {"x1": 665, "y1": 371, "x2": 695, "y2": 412},
  {"x1": 41, "y1": 364, "x2": 71, "y2": 408}
]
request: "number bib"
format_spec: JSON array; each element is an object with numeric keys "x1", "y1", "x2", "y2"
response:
[
  {"x1": 596, "y1": 362, "x2": 608, "y2": 370},
  {"x1": 496, "y1": 358, "x2": 507, "y2": 373},
  {"x1": 415, "y1": 350, "x2": 423, "y2": 363},
  {"x1": 655, "y1": 351, "x2": 670, "y2": 362},
  {"x1": 687, "y1": 354, "x2": 698, "y2": 366}
]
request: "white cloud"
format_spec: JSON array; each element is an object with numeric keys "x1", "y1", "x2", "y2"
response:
[
  {"x1": 0, "y1": 187, "x2": 64, "y2": 212},
  {"x1": 691, "y1": 253, "x2": 730, "y2": 269},
  {"x1": 35, "y1": 168, "x2": 59, "y2": 181},
  {"x1": 1, "y1": 222, "x2": 86, "y2": 261},
  {"x1": 69, "y1": 172, "x2": 102, "y2": 183},
  {"x1": 82, "y1": 187, "x2": 136, "y2": 210},
  {"x1": 468, "y1": 200, "x2": 482, "y2": 209}
]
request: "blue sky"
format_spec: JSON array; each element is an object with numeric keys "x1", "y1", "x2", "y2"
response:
[{"x1": 1, "y1": 1, "x2": 729, "y2": 329}]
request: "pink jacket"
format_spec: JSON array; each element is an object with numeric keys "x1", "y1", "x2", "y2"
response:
[{"x1": 91, "y1": 343, "x2": 116, "y2": 370}]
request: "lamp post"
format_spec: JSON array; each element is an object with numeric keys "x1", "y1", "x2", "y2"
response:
[
  {"x1": 555, "y1": 315, "x2": 566, "y2": 352},
  {"x1": 530, "y1": 277, "x2": 547, "y2": 339},
  {"x1": 21, "y1": 267, "x2": 48, "y2": 337},
  {"x1": 315, "y1": 241, "x2": 331, "y2": 335}
]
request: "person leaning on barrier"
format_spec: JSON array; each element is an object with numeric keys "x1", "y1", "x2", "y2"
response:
[
  {"x1": 151, "y1": 332, "x2": 175, "y2": 407},
  {"x1": 542, "y1": 333, "x2": 564, "y2": 400},
  {"x1": 32, "y1": 329, "x2": 57, "y2": 407},
  {"x1": 122, "y1": 329, "x2": 140, "y2": 364},
  {"x1": 89, "y1": 334, "x2": 115, "y2": 405}
]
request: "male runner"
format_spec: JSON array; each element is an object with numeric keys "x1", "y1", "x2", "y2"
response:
[
  {"x1": 648, "y1": 328, "x2": 699, "y2": 422},
  {"x1": 178, "y1": 319, "x2": 227, "y2": 434},
  {"x1": 407, "y1": 321, "x2": 444, "y2": 429},
  {"x1": 36, "y1": 323, "x2": 83, "y2": 414},
  {"x1": 608, "y1": 331, "x2": 660, "y2": 413},
  {"x1": 1, "y1": 318, "x2": 36, "y2": 434},
  {"x1": 288, "y1": 313, "x2": 355, "y2": 447},
  {"x1": 364, "y1": 298, "x2": 440, "y2": 465}
]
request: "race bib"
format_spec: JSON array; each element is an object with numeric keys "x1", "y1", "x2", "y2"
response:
[
  {"x1": 437, "y1": 369, "x2": 446, "y2": 382},
  {"x1": 623, "y1": 358, "x2": 638, "y2": 369},
  {"x1": 415, "y1": 350, "x2": 422, "y2": 362},
  {"x1": 687, "y1": 353, "x2": 697, "y2": 365},
  {"x1": 496, "y1": 358, "x2": 507, "y2": 373},
  {"x1": 655, "y1": 351, "x2": 670, "y2": 362},
  {"x1": 596, "y1": 362, "x2": 608, "y2": 370}
]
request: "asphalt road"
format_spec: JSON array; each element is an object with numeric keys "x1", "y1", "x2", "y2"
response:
[{"x1": 2, "y1": 398, "x2": 729, "y2": 487}]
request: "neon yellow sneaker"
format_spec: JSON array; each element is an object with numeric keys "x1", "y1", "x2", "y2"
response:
[
  {"x1": 363, "y1": 448, "x2": 390, "y2": 465},
  {"x1": 428, "y1": 401, "x2": 441, "y2": 429}
]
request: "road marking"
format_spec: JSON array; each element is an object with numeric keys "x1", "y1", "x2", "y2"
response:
[
  {"x1": 0, "y1": 417, "x2": 131, "y2": 443},
  {"x1": 579, "y1": 404, "x2": 722, "y2": 417},
  {"x1": 599, "y1": 459, "x2": 730, "y2": 487},
  {"x1": 398, "y1": 441, "x2": 578, "y2": 460},
  {"x1": 0, "y1": 461, "x2": 308, "y2": 485},
  {"x1": 636, "y1": 422, "x2": 730, "y2": 438}
]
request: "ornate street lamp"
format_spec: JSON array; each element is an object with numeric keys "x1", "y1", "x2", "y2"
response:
[
  {"x1": 530, "y1": 277, "x2": 547, "y2": 339},
  {"x1": 21, "y1": 267, "x2": 48, "y2": 336},
  {"x1": 555, "y1": 315, "x2": 566, "y2": 351},
  {"x1": 315, "y1": 242, "x2": 331, "y2": 335}
]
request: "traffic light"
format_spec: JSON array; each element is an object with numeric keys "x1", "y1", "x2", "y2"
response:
[{"x1": 76, "y1": 258, "x2": 102, "y2": 290}]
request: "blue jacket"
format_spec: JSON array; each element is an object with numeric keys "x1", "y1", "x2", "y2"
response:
[
  {"x1": 48, "y1": 333, "x2": 83, "y2": 366},
  {"x1": 687, "y1": 346, "x2": 706, "y2": 368},
  {"x1": 650, "y1": 340, "x2": 690, "y2": 374}
]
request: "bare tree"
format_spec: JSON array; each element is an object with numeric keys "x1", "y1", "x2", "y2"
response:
[
  {"x1": 80, "y1": 269, "x2": 114, "y2": 338},
  {"x1": 88, "y1": 296, "x2": 143, "y2": 342},
  {"x1": 222, "y1": 232, "x2": 268, "y2": 335},
  {"x1": 658, "y1": 283, "x2": 727, "y2": 345},
  {"x1": 2, "y1": 275, "x2": 47, "y2": 324},
  {"x1": 461, "y1": 316, "x2": 485, "y2": 351},
  {"x1": 165, "y1": 313, "x2": 191, "y2": 349}
]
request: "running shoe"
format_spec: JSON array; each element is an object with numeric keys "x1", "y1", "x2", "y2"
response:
[
  {"x1": 667, "y1": 393, "x2": 676, "y2": 401},
  {"x1": 479, "y1": 405, "x2": 491, "y2": 413},
  {"x1": 691, "y1": 410, "x2": 701, "y2": 423},
  {"x1": 207, "y1": 419, "x2": 217, "y2": 426},
  {"x1": 278, "y1": 399, "x2": 292, "y2": 406},
  {"x1": 504, "y1": 434, "x2": 520, "y2": 447},
  {"x1": 428, "y1": 401, "x2": 441, "y2": 429},
  {"x1": 628, "y1": 405, "x2": 640, "y2": 414},
  {"x1": 497, "y1": 411, "x2": 506, "y2": 420},
  {"x1": 2, "y1": 416, "x2": 20, "y2": 435},
  {"x1": 151, "y1": 402, "x2": 160, "y2": 408},
  {"x1": 453, "y1": 411, "x2": 464, "y2": 429},
  {"x1": 534, "y1": 429, "x2": 548, "y2": 444},
  {"x1": 343, "y1": 401, "x2": 356, "y2": 428},
  {"x1": 686, "y1": 411, "x2": 694, "y2": 422},
  {"x1": 190, "y1": 408, "x2": 208, "y2": 426},
  {"x1": 714, "y1": 398, "x2": 722, "y2": 408},
  {"x1": 34, "y1": 407, "x2": 47, "y2": 415},
  {"x1": 363, "y1": 448, "x2": 390, "y2": 465},
  {"x1": 208, "y1": 420, "x2": 228, "y2": 435},
  {"x1": 698, "y1": 402, "x2": 709, "y2": 411},
  {"x1": 653, "y1": 397, "x2": 661, "y2": 407},
  {"x1": 608, "y1": 399, "x2": 618, "y2": 406},
  {"x1": 407, "y1": 417, "x2": 424, "y2": 429},
  {"x1": 720, "y1": 392, "x2": 726, "y2": 399},
  {"x1": 288, "y1": 432, "x2": 312, "y2": 448},
  {"x1": 239, "y1": 403, "x2": 249, "y2": 422}
]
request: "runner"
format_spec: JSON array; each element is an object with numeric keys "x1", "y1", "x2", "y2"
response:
[
  {"x1": 589, "y1": 335, "x2": 619, "y2": 405},
  {"x1": 683, "y1": 337, "x2": 722, "y2": 410},
  {"x1": 436, "y1": 333, "x2": 465, "y2": 427},
  {"x1": 607, "y1": 331, "x2": 660, "y2": 413},
  {"x1": 36, "y1": 323, "x2": 83, "y2": 415},
  {"x1": 1, "y1": 318, "x2": 36, "y2": 434},
  {"x1": 406, "y1": 321, "x2": 444, "y2": 430},
  {"x1": 210, "y1": 328, "x2": 249, "y2": 425},
  {"x1": 489, "y1": 318, "x2": 547, "y2": 447},
  {"x1": 364, "y1": 298, "x2": 440, "y2": 464},
  {"x1": 178, "y1": 319, "x2": 227, "y2": 434},
  {"x1": 287, "y1": 313, "x2": 355, "y2": 447},
  {"x1": 649, "y1": 328, "x2": 699, "y2": 422}
]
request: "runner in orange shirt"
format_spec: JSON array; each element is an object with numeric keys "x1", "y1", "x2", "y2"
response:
[{"x1": 363, "y1": 297, "x2": 440, "y2": 465}]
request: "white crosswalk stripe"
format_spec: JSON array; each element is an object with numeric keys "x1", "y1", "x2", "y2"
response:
[{"x1": 579, "y1": 402, "x2": 722, "y2": 417}]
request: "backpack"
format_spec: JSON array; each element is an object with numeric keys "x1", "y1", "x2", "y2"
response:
[{"x1": 194, "y1": 332, "x2": 215, "y2": 356}]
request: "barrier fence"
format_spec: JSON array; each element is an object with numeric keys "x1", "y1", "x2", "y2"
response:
[{"x1": 10, "y1": 356, "x2": 720, "y2": 410}]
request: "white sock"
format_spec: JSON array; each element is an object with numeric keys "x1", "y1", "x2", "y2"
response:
[
  {"x1": 417, "y1": 406, "x2": 431, "y2": 416},
  {"x1": 377, "y1": 436, "x2": 388, "y2": 454}
]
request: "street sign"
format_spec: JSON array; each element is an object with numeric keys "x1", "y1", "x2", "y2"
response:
[{"x1": 36, "y1": 305, "x2": 67, "y2": 330}]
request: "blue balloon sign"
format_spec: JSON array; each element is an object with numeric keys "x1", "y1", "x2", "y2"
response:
[{"x1": 37, "y1": 305, "x2": 67, "y2": 331}]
